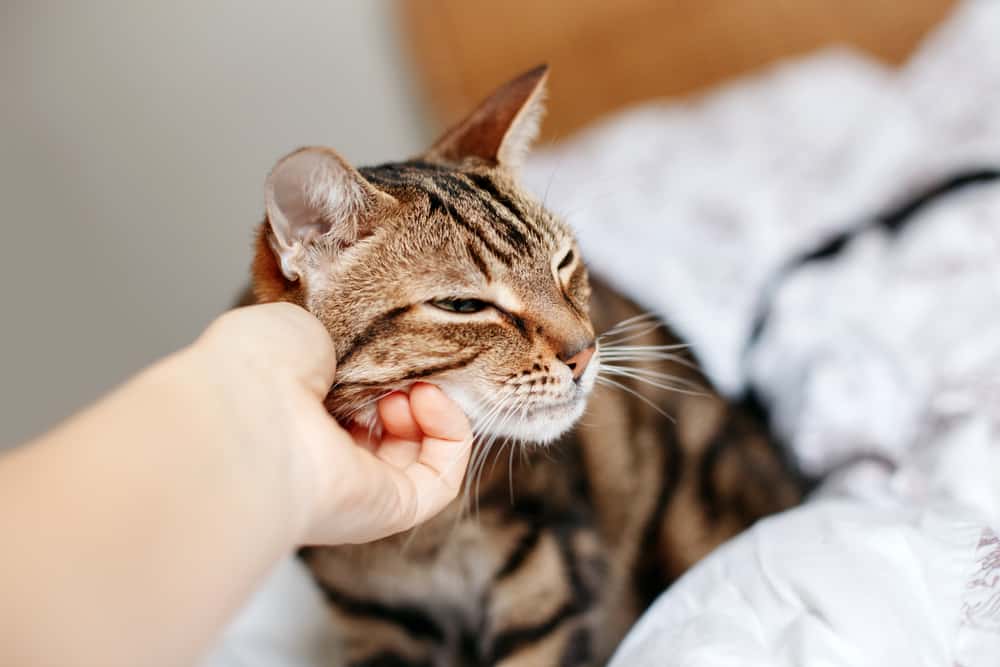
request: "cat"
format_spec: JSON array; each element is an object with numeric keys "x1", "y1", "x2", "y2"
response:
[{"x1": 248, "y1": 65, "x2": 803, "y2": 666}]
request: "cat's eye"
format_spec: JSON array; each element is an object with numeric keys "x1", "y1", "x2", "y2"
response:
[
  {"x1": 557, "y1": 249, "x2": 575, "y2": 271},
  {"x1": 431, "y1": 298, "x2": 490, "y2": 314}
]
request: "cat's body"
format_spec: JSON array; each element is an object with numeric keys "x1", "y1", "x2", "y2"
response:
[
  {"x1": 248, "y1": 67, "x2": 802, "y2": 666},
  {"x1": 298, "y1": 280, "x2": 798, "y2": 666}
]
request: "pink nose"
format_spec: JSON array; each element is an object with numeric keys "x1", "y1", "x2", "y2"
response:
[{"x1": 563, "y1": 343, "x2": 596, "y2": 381}]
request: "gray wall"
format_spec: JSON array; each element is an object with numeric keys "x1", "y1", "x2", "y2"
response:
[{"x1": 1, "y1": 1, "x2": 430, "y2": 445}]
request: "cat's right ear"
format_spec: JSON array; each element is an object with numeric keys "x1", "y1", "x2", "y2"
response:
[
  {"x1": 425, "y1": 64, "x2": 548, "y2": 169},
  {"x1": 264, "y1": 147, "x2": 396, "y2": 281}
]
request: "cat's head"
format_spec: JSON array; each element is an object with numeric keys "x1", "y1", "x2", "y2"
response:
[{"x1": 252, "y1": 66, "x2": 597, "y2": 443}]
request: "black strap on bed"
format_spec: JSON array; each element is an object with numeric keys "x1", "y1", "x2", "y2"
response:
[
  {"x1": 745, "y1": 167, "x2": 1000, "y2": 353},
  {"x1": 739, "y1": 166, "x2": 1000, "y2": 491}
]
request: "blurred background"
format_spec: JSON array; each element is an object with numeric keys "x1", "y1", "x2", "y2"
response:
[{"x1": 0, "y1": 0, "x2": 955, "y2": 445}]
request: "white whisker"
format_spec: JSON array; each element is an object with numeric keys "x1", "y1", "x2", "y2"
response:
[
  {"x1": 600, "y1": 343, "x2": 691, "y2": 353},
  {"x1": 463, "y1": 393, "x2": 524, "y2": 517},
  {"x1": 601, "y1": 311, "x2": 659, "y2": 332},
  {"x1": 595, "y1": 376, "x2": 675, "y2": 423},
  {"x1": 599, "y1": 320, "x2": 665, "y2": 346},
  {"x1": 601, "y1": 353, "x2": 699, "y2": 373},
  {"x1": 601, "y1": 364, "x2": 705, "y2": 392},
  {"x1": 600, "y1": 366, "x2": 708, "y2": 398},
  {"x1": 507, "y1": 439, "x2": 518, "y2": 503},
  {"x1": 472, "y1": 398, "x2": 522, "y2": 514}
]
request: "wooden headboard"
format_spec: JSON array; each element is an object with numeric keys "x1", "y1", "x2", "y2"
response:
[{"x1": 398, "y1": 0, "x2": 956, "y2": 142}]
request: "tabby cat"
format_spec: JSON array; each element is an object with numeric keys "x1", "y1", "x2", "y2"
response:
[{"x1": 249, "y1": 66, "x2": 803, "y2": 666}]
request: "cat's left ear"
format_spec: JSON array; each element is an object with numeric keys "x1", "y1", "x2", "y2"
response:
[{"x1": 425, "y1": 64, "x2": 548, "y2": 168}]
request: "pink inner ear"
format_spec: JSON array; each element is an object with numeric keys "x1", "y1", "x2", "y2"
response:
[
  {"x1": 266, "y1": 148, "x2": 376, "y2": 246},
  {"x1": 264, "y1": 148, "x2": 367, "y2": 280},
  {"x1": 428, "y1": 64, "x2": 548, "y2": 166},
  {"x1": 270, "y1": 156, "x2": 336, "y2": 243},
  {"x1": 264, "y1": 147, "x2": 398, "y2": 281}
]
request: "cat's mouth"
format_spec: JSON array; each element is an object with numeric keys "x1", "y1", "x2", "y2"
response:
[
  {"x1": 455, "y1": 350, "x2": 600, "y2": 445},
  {"x1": 456, "y1": 391, "x2": 589, "y2": 446}
]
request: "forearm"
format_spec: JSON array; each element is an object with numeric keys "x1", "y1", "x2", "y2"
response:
[
  {"x1": 0, "y1": 302, "x2": 472, "y2": 666},
  {"x1": 0, "y1": 347, "x2": 305, "y2": 667}
]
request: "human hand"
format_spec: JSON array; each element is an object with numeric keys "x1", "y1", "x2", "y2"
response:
[{"x1": 188, "y1": 302, "x2": 473, "y2": 545}]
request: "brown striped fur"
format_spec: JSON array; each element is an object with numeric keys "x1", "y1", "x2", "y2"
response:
[{"x1": 247, "y1": 66, "x2": 803, "y2": 666}]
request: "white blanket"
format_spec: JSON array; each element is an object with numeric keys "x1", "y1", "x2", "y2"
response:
[
  {"x1": 206, "y1": 2, "x2": 1000, "y2": 665},
  {"x1": 523, "y1": 1, "x2": 1000, "y2": 664}
]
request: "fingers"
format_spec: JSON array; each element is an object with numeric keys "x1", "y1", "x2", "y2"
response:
[
  {"x1": 306, "y1": 384, "x2": 475, "y2": 544},
  {"x1": 371, "y1": 392, "x2": 421, "y2": 468},
  {"x1": 408, "y1": 383, "x2": 471, "y2": 443},
  {"x1": 403, "y1": 384, "x2": 473, "y2": 519},
  {"x1": 378, "y1": 392, "x2": 422, "y2": 442}
]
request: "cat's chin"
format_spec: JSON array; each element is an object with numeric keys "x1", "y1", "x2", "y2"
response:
[
  {"x1": 439, "y1": 384, "x2": 595, "y2": 446},
  {"x1": 497, "y1": 397, "x2": 590, "y2": 444}
]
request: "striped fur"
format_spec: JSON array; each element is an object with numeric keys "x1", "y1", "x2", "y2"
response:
[{"x1": 248, "y1": 66, "x2": 804, "y2": 665}]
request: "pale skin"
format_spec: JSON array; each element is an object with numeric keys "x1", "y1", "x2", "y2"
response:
[{"x1": 0, "y1": 303, "x2": 473, "y2": 667}]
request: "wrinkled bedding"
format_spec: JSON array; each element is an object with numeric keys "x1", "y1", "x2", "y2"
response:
[{"x1": 204, "y1": 2, "x2": 1000, "y2": 665}]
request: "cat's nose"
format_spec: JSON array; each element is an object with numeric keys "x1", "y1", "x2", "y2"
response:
[{"x1": 561, "y1": 341, "x2": 596, "y2": 381}]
